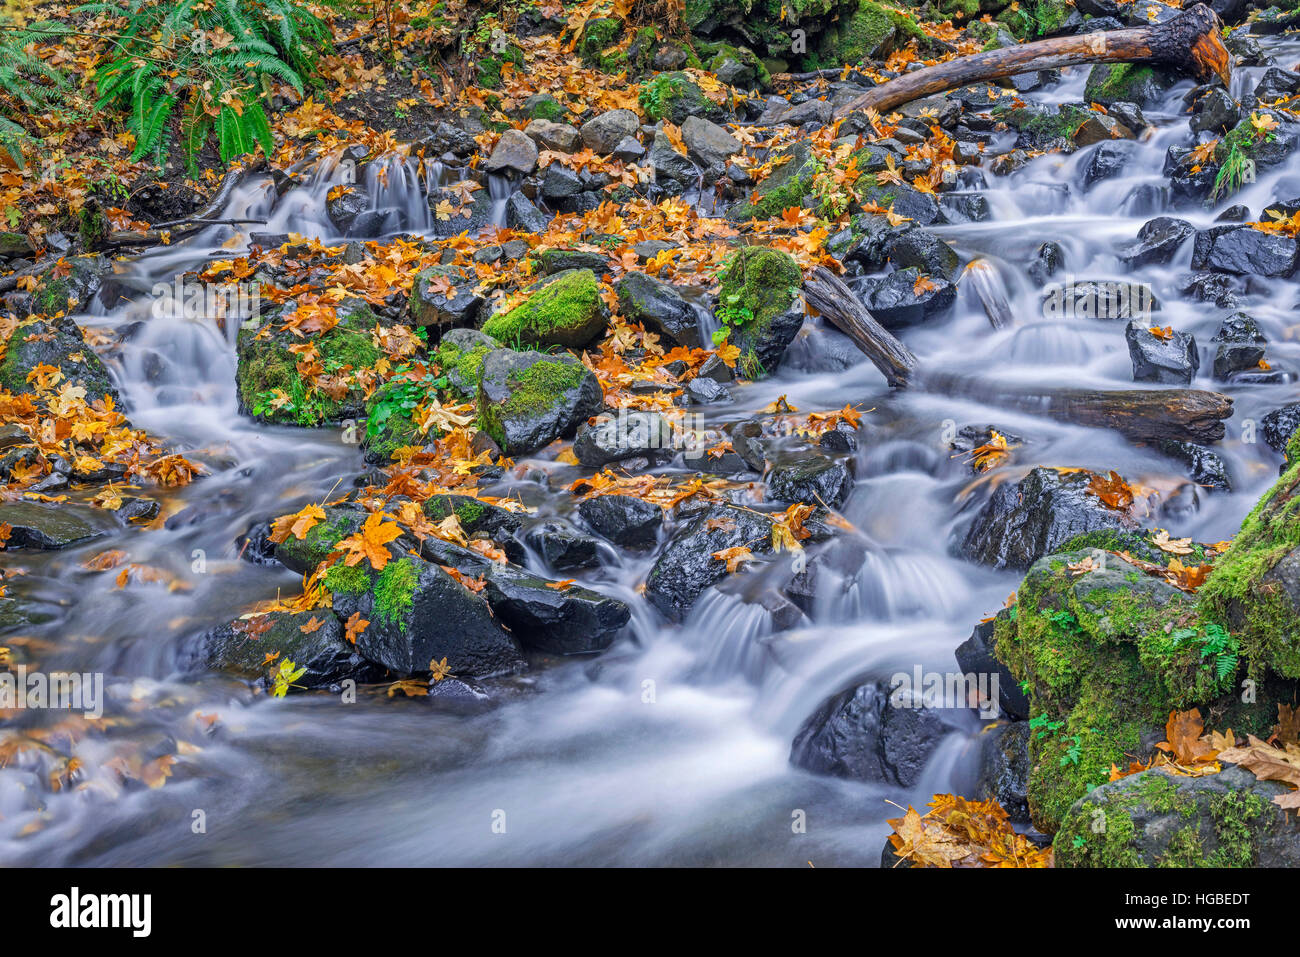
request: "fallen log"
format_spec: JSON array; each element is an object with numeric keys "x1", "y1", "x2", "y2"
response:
[
  {"x1": 802, "y1": 265, "x2": 918, "y2": 387},
  {"x1": 925, "y1": 373, "x2": 1234, "y2": 444},
  {"x1": 835, "y1": 3, "x2": 1232, "y2": 117}
]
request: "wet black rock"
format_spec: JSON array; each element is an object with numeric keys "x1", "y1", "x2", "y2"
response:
[
  {"x1": 682, "y1": 375, "x2": 732, "y2": 404},
  {"x1": 649, "y1": 133, "x2": 699, "y2": 191},
  {"x1": 334, "y1": 555, "x2": 526, "y2": 678},
  {"x1": 274, "y1": 504, "x2": 368, "y2": 574},
  {"x1": 857, "y1": 179, "x2": 943, "y2": 225},
  {"x1": 1028, "y1": 241, "x2": 1065, "y2": 286},
  {"x1": 1157, "y1": 439, "x2": 1231, "y2": 491},
  {"x1": 1191, "y1": 224, "x2": 1300, "y2": 278},
  {"x1": 1189, "y1": 87, "x2": 1240, "y2": 135},
  {"x1": 1125, "y1": 320, "x2": 1199, "y2": 385},
  {"x1": 1253, "y1": 66, "x2": 1300, "y2": 103},
  {"x1": 573, "y1": 411, "x2": 675, "y2": 468},
  {"x1": 789, "y1": 678, "x2": 948, "y2": 787},
  {"x1": 1210, "y1": 311, "x2": 1267, "y2": 380},
  {"x1": 960, "y1": 467, "x2": 1136, "y2": 570},
  {"x1": 409, "y1": 265, "x2": 484, "y2": 328},
  {"x1": 954, "y1": 619, "x2": 1030, "y2": 720},
  {"x1": 766, "y1": 450, "x2": 853, "y2": 507},
  {"x1": 482, "y1": 564, "x2": 629, "y2": 655},
  {"x1": 886, "y1": 228, "x2": 960, "y2": 281},
  {"x1": 577, "y1": 494, "x2": 662, "y2": 549},
  {"x1": 0, "y1": 312, "x2": 118, "y2": 404},
  {"x1": 1179, "y1": 271, "x2": 1243, "y2": 309},
  {"x1": 524, "y1": 519, "x2": 602, "y2": 570},
  {"x1": 425, "y1": 186, "x2": 494, "y2": 238},
  {"x1": 505, "y1": 193, "x2": 550, "y2": 233},
  {"x1": 681, "y1": 115, "x2": 740, "y2": 168},
  {"x1": 1118, "y1": 217, "x2": 1195, "y2": 267},
  {"x1": 198, "y1": 610, "x2": 380, "y2": 690},
  {"x1": 848, "y1": 267, "x2": 956, "y2": 328},
  {"x1": 645, "y1": 503, "x2": 774, "y2": 621},
  {"x1": 977, "y1": 721, "x2": 1032, "y2": 823},
  {"x1": 423, "y1": 493, "x2": 523, "y2": 543},
  {"x1": 1081, "y1": 141, "x2": 1135, "y2": 189},
  {"x1": 0, "y1": 500, "x2": 116, "y2": 550},
  {"x1": 615, "y1": 271, "x2": 706, "y2": 348},
  {"x1": 1261, "y1": 402, "x2": 1300, "y2": 454},
  {"x1": 326, "y1": 188, "x2": 370, "y2": 235}
]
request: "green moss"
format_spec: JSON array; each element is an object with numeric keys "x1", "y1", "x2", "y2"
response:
[
  {"x1": 717, "y1": 246, "x2": 801, "y2": 375},
  {"x1": 998, "y1": 0, "x2": 1074, "y2": 39},
  {"x1": 373, "y1": 557, "x2": 418, "y2": 630},
  {"x1": 994, "y1": 551, "x2": 1236, "y2": 832},
  {"x1": 819, "y1": 1, "x2": 927, "y2": 64},
  {"x1": 476, "y1": 43, "x2": 525, "y2": 89},
  {"x1": 481, "y1": 269, "x2": 605, "y2": 347},
  {"x1": 529, "y1": 97, "x2": 564, "y2": 122},
  {"x1": 436, "y1": 340, "x2": 491, "y2": 397},
  {"x1": 477, "y1": 358, "x2": 589, "y2": 447},
  {"x1": 992, "y1": 102, "x2": 1092, "y2": 146},
  {"x1": 637, "y1": 71, "x2": 716, "y2": 123},
  {"x1": 323, "y1": 562, "x2": 371, "y2": 596},
  {"x1": 1206, "y1": 789, "x2": 1267, "y2": 867},
  {"x1": 577, "y1": 17, "x2": 624, "y2": 70}
]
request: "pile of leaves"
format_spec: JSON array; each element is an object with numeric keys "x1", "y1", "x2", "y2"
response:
[{"x1": 886, "y1": 794, "x2": 1053, "y2": 868}]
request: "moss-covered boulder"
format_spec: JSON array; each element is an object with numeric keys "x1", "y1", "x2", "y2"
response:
[
  {"x1": 715, "y1": 246, "x2": 804, "y2": 377},
  {"x1": 728, "y1": 140, "x2": 824, "y2": 221},
  {"x1": 638, "y1": 72, "x2": 722, "y2": 124},
  {"x1": 576, "y1": 16, "x2": 625, "y2": 70},
  {"x1": 481, "y1": 269, "x2": 608, "y2": 349},
  {"x1": 817, "y1": 0, "x2": 929, "y2": 64},
  {"x1": 993, "y1": 547, "x2": 1273, "y2": 833},
  {"x1": 1199, "y1": 428, "x2": 1300, "y2": 679},
  {"x1": 329, "y1": 554, "x2": 527, "y2": 677},
  {"x1": 0, "y1": 313, "x2": 118, "y2": 403},
  {"x1": 25, "y1": 254, "x2": 112, "y2": 318},
  {"x1": 476, "y1": 348, "x2": 604, "y2": 456},
  {"x1": 196, "y1": 609, "x2": 378, "y2": 690},
  {"x1": 273, "y1": 504, "x2": 369, "y2": 574},
  {"x1": 1083, "y1": 63, "x2": 1176, "y2": 108},
  {"x1": 435, "y1": 328, "x2": 497, "y2": 399},
  {"x1": 1054, "y1": 765, "x2": 1300, "y2": 867},
  {"x1": 235, "y1": 302, "x2": 382, "y2": 426}
]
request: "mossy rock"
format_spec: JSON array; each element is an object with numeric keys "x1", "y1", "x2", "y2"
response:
[
  {"x1": 577, "y1": 16, "x2": 625, "y2": 71},
  {"x1": 994, "y1": 549, "x2": 1244, "y2": 832},
  {"x1": 26, "y1": 255, "x2": 111, "y2": 318},
  {"x1": 817, "y1": 0, "x2": 929, "y2": 64},
  {"x1": 728, "y1": 140, "x2": 824, "y2": 221},
  {"x1": 997, "y1": 0, "x2": 1075, "y2": 39},
  {"x1": 481, "y1": 268, "x2": 608, "y2": 348},
  {"x1": 1083, "y1": 63, "x2": 1175, "y2": 108},
  {"x1": 0, "y1": 313, "x2": 118, "y2": 403},
  {"x1": 1054, "y1": 765, "x2": 1300, "y2": 867},
  {"x1": 424, "y1": 493, "x2": 523, "y2": 541},
  {"x1": 235, "y1": 302, "x2": 382, "y2": 426},
  {"x1": 274, "y1": 505, "x2": 370, "y2": 574},
  {"x1": 717, "y1": 246, "x2": 804, "y2": 377},
  {"x1": 991, "y1": 102, "x2": 1095, "y2": 151},
  {"x1": 697, "y1": 40, "x2": 770, "y2": 87},
  {"x1": 476, "y1": 43, "x2": 525, "y2": 89},
  {"x1": 476, "y1": 348, "x2": 604, "y2": 455},
  {"x1": 435, "y1": 329, "x2": 496, "y2": 399},
  {"x1": 1199, "y1": 428, "x2": 1300, "y2": 679},
  {"x1": 638, "y1": 72, "x2": 721, "y2": 124},
  {"x1": 198, "y1": 609, "x2": 374, "y2": 690}
]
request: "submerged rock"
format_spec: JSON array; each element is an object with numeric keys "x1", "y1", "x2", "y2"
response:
[{"x1": 0, "y1": 500, "x2": 116, "y2": 550}]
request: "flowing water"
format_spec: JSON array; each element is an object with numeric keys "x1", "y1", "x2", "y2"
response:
[{"x1": 3, "y1": 40, "x2": 1300, "y2": 866}]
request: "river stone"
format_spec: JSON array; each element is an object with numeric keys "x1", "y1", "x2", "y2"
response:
[
  {"x1": 25, "y1": 254, "x2": 112, "y2": 318},
  {"x1": 505, "y1": 193, "x2": 550, "y2": 233},
  {"x1": 576, "y1": 494, "x2": 662, "y2": 549},
  {"x1": 977, "y1": 722, "x2": 1032, "y2": 823},
  {"x1": 1125, "y1": 320, "x2": 1199, "y2": 385},
  {"x1": 1189, "y1": 87, "x2": 1240, "y2": 135},
  {"x1": 335, "y1": 555, "x2": 525, "y2": 677},
  {"x1": 409, "y1": 265, "x2": 484, "y2": 329},
  {"x1": 645, "y1": 503, "x2": 774, "y2": 621},
  {"x1": 1192, "y1": 224, "x2": 1300, "y2": 278},
  {"x1": 1210, "y1": 312, "x2": 1266, "y2": 380},
  {"x1": 766, "y1": 450, "x2": 853, "y2": 507},
  {"x1": 580, "y1": 109, "x2": 640, "y2": 153},
  {"x1": 483, "y1": 129, "x2": 538, "y2": 176},
  {"x1": 886, "y1": 228, "x2": 960, "y2": 281},
  {"x1": 649, "y1": 133, "x2": 699, "y2": 191},
  {"x1": 683, "y1": 375, "x2": 731, "y2": 404},
  {"x1": 1118, "y1": 217, "x2": 1195, "y2": 268},
  {"x1": 954, "y1": 618, "x2": 1030, "y2": 720},
  {"x1": 1261, "y1": 401, "x2": 1300, "y2": 454},
  {"x1": 522, "y1": 119, "x2": 581, "y2": 153},
  {"x1": 0, "y1": 313, "x2": 118, "y2": 403},
  {"x1": 1081, "y1": 141, "x2": 1135, "y2": 189},
  {"x1": 1055, "y1": 765, "x2": 1300, "y2": 867},
  {"x1": 1157, "y1": 439, "x2": 1231, "y2": 491},
  {"x1": 615, "y1": 271, "x2": 707, "y2": 348},
  {"x1": 681, "y1": 116, "x2": 740, "y2": 168},
  {"x1": 198, "y1": 610, "x2": 379, "y2": 690},
  {"x1": 848, "y1": 268, "x2": 956, "y2": 328},
  {"x1": 326, "y1": 187, "x2": 369, "y2": 235},
  {"x1": 482, "y1": 564, "x2": 629, "y2": 655},
  {"x1": 481, "y1": 269, "x2": 607, "y2": 348},
  {"x1": 423, "y1": 493, "x2": 522, "y2": 543},
  {"x1": 960, "y1": 466, "x2": 1137, "y2": 570},
  {"x1": 477, "y1": 349, "x2": 603, "y2": 456},
  {"x1": 540, "y1": 164, "x2": 583, "y2": 201},
  {"x1": 789, "y1": 678, "x2": 949, "y2": 787},
  {"x1": 0, "y1": 501, "x2": 116, "y2": 549},
  {"x1": 426, "y1": 186, "x2": 494, "y2": 238},
  {"x1": 573, "y1": 411, "x2": 676, "y2": 467},
  {"x1": 274, "y1": 504, "x2": 369, "y2": 574}
]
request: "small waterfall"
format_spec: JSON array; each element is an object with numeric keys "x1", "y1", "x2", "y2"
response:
[{"x1": 486, "y1": 172, "x2": 514, "y2": 229}]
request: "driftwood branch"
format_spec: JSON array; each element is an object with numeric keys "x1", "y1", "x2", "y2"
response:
[
  {"x1": 835, "y1": 3, "x2": 1232, "y2": 117},
  {"x1": 802, "y1": 266, "x2": 918, "y2": 387},
  {"x1": 926, "y1": 374, "x2": 1233, "y2": 444}
]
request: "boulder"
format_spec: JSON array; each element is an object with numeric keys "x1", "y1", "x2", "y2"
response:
[
  {"x1": 681, "y1": 115, "x2": 741, "y2": 168},
  {"x1": 197, "y1": 610, "x2": 379, "y2": 690},
  {"x1": 0, "y1": 501, "x2": 116, "y2": 550},
  {"x1": 483, "y1": 564, "x2": 629, "y2": 655},
  {"x1": 480, "y1": 269, "x2": 607, "y2": 348},
  {"x1": 1124, "y1": 320, "x2": 1198, "y2": 385},
  {"x1": 576, "y1": 494, "x2": 663, "y2": 549},
  {"x1": 573, "y1": 411, "x2": 676, "y2": 467},
  {"x1": 1192, "y1": 225, "x2": 1299, "y2": 278},
  {"x1": 716, "y1": 246, "x2": 805, "y2": 377},
  {"x1": 580, "y1": 109, "x2": 640, "y2": 153},
  {"x1": 615, "y1": 271, "x2": 708, "y2": 348},
  {"x1": 483, "y1": 129, "x2": 539, "y2": 176},
  {"x1": 476, "y1": 348, "x2": 604, "y2": 456},
  {"x1": 644, "y1": 503, "x2": 774, "y2": 620}
]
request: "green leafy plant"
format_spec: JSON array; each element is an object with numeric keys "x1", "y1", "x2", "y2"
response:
[
  {"x1": 81, "y1": 0, "x2": 331, "y2": 169},
  {"x1": 0, "y1": 16, "x2": 76, "y2": 164}
]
